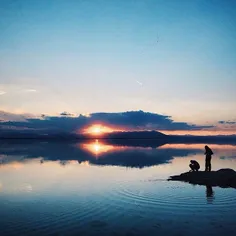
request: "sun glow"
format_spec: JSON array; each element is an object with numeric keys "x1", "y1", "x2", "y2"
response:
[
  {"x1": 83, "y1": 124, "x2": 114, "y2": 135},
  {"x1": 93, "y1": 126, "x2": 102, "y2": 134}
]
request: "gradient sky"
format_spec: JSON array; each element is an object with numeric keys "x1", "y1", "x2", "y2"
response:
[{"x1": 0, "y1": 0, "x2": 236, "y2": 125}]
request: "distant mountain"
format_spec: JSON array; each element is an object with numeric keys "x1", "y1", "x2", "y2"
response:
[
  {"x1": 0, "y1": 130, "x2": 167, "y2": 139},
  {"x1": 99, "y1": 130, "x2": 166, "y2": 139},
  {"x1": 0, "y1": 130, "x2": 235, "y2": 144}
]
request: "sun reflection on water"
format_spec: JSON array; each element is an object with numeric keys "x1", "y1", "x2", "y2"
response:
[
  {"x1": 80, "y1": 140, "x2": 115, "y2": 156},
  {"x1": 78, "y1": 140, "x2": 150, "y2": 157}
]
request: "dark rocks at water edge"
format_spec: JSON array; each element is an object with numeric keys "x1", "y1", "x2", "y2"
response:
[{"x1": 168, "y1": 169, "x2": 236, "y2": 188}]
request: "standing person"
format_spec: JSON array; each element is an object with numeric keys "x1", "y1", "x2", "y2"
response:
[{"x1": 205, "y1": 145, "x2": 213, "y2": 171}]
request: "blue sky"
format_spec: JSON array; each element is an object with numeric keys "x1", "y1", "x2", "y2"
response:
[{"x1": 0, "y1": 0, "x2": 236, "y2": 126}]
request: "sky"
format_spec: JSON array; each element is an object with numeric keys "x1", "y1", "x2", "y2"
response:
[{"x1": 0, "y1": 0, "x2": 236, "y2": 134}]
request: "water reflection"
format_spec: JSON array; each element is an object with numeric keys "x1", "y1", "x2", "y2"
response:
[
  {"x1": 0, "y1": 140, "x2": 236, "y2": 170},
  {"x1": 80, "y1": 139, "x2": 116, "y2": 156},
  {"x1": 1, "y1": 141, "x2": 236, "y2": 236},
  {"x1": 0, "y1": 140, "x2": 195, "y2": 168},
  {"x1": 206, "y1": 185, "x2": 215, "y2": 204},
  {"x1": 79, "y1": 139, "x2": 155, "y2": 157}
]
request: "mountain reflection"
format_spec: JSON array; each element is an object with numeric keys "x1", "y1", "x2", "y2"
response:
[
  {"x1": 78, "y1": 140, "x2": 155, "y2": 157},
  {"x1": 0, "y1": 140, "x2": 236, "y2": 169}
]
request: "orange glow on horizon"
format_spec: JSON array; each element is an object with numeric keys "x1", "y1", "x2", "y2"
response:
[
  {"x1": 161, "y1": 129, "x2": 236, "y2": 136},
  {"x1": 160, "y1": 143, "x2": 236, "y2": 150},
  {"x1": 82, "y1": 124, "x2": 114, "y2": 135},
  {"x1": 76, "y1": 122, "x2": 236, "y2": 136},
  {"x1": 81, "y1": 123, "x2": 125, "y2": 135},
  {"x1": 81, "y1": 126, "x2": 236, "y2": 136},
  {"x1": 0, "y1": 161, "x2": 24, "y2": 170}
]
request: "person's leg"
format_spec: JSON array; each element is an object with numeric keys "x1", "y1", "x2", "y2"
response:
[
  {"x1": 208, "y1": 157, "x2": 212, "y2": 171},
  {"x1": 205, "y1": 159, "x2": 208, "y2": 171},
  {"x1": 189, "y1": 164, "x2": 194, "y2": 171},
  {"x1": 209, "y1": 158, "x2": 211, "y2": 171},
  {"x1": 206, "y1": 157, "x2": 211, "y2": 171},
  {"x1": 193, "y1": 164, "x2": 197, "y2": 171}
]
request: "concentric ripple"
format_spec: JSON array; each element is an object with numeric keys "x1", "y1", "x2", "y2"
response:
[{"x1": 105, "y1": 179, "x2": 236, "y2": 215}]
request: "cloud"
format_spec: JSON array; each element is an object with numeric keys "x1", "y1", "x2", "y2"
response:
[
  {"x1": 218, "y1": 120, "x2": 236, "y2": 125},
  {"x1": 24, "y1": 89, "x2": 37, "y2": 92},
  {"x1": 0, "y1": 110, "x2": 214, "y2": 134},
  {"x1": 0, "y1": 91, "x2": 6, "y2": 95},
  {"x1": 0, "y1": 111, "x2": 28, "y2": 122},
  {"x1": 87, "y1": 111, "x2": 213, "y2": 130},
  {"x1": 218, "y1": 121, "x2": 225, "y2": 124},
  {"x1": 136, "y1": 80, "x2": 143, "y2": 86},
  {"x1": 60, "y1": 111, "x2": 73, "y2": 116}
]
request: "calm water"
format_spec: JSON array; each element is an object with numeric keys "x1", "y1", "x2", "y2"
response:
[{"x1": 0, "y1": 140, "x2": 236, "y2": 236}]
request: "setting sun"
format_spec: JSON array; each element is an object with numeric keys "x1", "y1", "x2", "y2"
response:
[
  {"x1": 83, "y1": 124, "x2": 114, "y2": 135},
  {"x1": 93, "y1": 126, "x2": 102, "y2": 134}
]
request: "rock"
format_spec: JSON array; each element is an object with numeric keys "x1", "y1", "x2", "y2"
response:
[{"x1": 168, "y1": 168, "x2": 236, "y2": 188}]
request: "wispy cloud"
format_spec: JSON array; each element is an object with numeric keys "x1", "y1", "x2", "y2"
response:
[
  {"x1": 0, "y1": 111, "x2": 33, "y2": 122},
  {"x1": 0, "y1": 84, "x2": 39, "y2": 95},
  {"x1": 24, "y1": 89, "x2": 37, "y2": 92},
  {"x1": 136, "y1": 80, "x2": 143, "y2": 86}
]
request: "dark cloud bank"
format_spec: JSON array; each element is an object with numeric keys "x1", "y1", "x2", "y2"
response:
[
  {"x1": 218, "y1": 120, "x2": 236, "y2": 125},
  {"x1": 0, "y1": 110, "x2": 214, "y2": 135}
]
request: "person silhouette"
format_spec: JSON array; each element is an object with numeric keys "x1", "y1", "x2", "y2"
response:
[
  {"x1": 189, "y1": 160, "x2": 200, "y2": 172},
  {"x1": 205, "y1": 145, "x2": 213, "y2": 171}
]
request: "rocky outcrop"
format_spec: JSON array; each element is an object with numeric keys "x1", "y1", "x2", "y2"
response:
[{"x1": 168, "y1": 169, "x2": 236, "y2": 188}]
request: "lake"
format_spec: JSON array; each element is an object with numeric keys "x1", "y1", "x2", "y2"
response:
[{"x1": 0, "y1": 140, "x2": 236, "y2": 236}]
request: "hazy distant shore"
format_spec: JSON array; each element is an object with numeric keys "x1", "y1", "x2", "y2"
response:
[{"x1": 0, "y1": 131, "x2": 235, "y2": 145}]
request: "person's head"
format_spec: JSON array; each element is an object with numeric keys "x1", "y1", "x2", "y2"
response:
[
  {"x1": 190, "y1": 160, "x2": 194, "y2": 164},
  {"x1": 205, "y1": 145, "x2": 210, "y2": 151}
]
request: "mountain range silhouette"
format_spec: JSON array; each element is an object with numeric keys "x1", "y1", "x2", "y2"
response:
[{"x1": 0, "y1": 130, "x2": 235, "y2": 145}]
